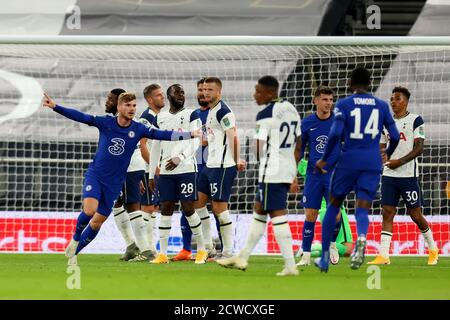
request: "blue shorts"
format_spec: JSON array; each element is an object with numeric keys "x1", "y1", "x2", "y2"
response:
[
  {"x1": 158, "y1": 172, "x2": 198, "y2": 202},
  {"x1": 141, "y1": 173, "x2": 160, "y2": 206},
  {"x1": 381, "y1": 176, "x2": 423, "y2": 208},
  {"x1": 122, "y1": 170, "x2": 145, "y2": 204},
  {"x1": 302, "y1": 172, "x2": 332, "y2": 209},
  {"x1": 330, "y1": 167, "x2": 381, "y2": 202},
  {"x1": 198, "y1": 166, "x2": 237, "y2": 202},
  {"x1": 255, "y1": 183, "x2": 290, "y2": 212},
  {"x1": 83, "y1": 174, "x2": 122, "y2": 217}
]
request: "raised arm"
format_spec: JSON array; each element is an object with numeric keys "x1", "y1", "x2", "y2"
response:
[
  {"x1": 143, "y1": 127, "x2": 200, "y2": 141},
  {"x1": 43, "y1": 92, "x2": 94, "y2": 125}
]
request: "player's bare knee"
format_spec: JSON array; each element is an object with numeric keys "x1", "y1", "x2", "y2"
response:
[
  {"x1": 356, "y1": 199, "x2": 371, "y2": 209},
  {"x1": 305, "y1": 209, "x2": 318, "y2": 222},
  {"x1": 211, "y1": 201, "x2": 227, "y2": 215},
  {"x1": 253, "y1": 202, "x2": 264, "y2": 215},
  {"x1": 160, "y1": 202, "x2": 175, "y2": 216},
  {"x1": 382, "y1": 206, "x2": 396, "y2": 221},
  {"x1": 269, "y1": 210, "x2": 286, "y2": 219},
  {"x1": 329, "y1": 196, "x2": 342, "y2": 208},
  {"x1": 408, "y1": 208, "x2": 423, "y2": 222},
  {"x1": 90, "y1": 215, "x2": 106, "y2": 230},
  {"x1": 125, "y1": 203, "x2": 140, "y2": 212},
  {"x1": 181, "y1": 202, "x2": 195, "y2": 216}
]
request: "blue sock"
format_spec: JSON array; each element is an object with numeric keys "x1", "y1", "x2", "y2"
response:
[
  {"x1": 180, "y1": 213, "x2": 192, "y2": 251},
  {"x1": 331, "y1": 218, "x2": 342, "y2": 242},
  {"x1": 302, "y1": 221, "x2": 316, "y2": 252},
  {"x1": 355, "y1": 207, "x2": 369, "y2": 237},
  {"x1": 75, "y1": 224, "x2": 99, "y2": 254},
  {"x1": 214, "y1": 215, "x2": 223, "y2": 250},
  {"x1": 321, "y1": 204, "x2": 340, "y2": 262},
  {"x1": 73, "y1": 211, "x2": 91, "y2": 241}
]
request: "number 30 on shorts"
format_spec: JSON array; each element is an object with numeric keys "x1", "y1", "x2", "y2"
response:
[
  {"x1": 181, "y1": 183, "x2": 194, "y2": 195},
  {"x1": 405, "y1": 190, "x2": 418, "y2": 202}
]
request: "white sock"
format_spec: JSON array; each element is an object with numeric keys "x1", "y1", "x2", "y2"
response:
[
  {"x1": 380, "y1": 231, "x2": 392, "y2": 259},
  {"x1": 197, "y1": 206, "x2": 213, "y2": 250},
  {"x1": 129, "y1": 211, "x2": 151, "y2": 252},
  {"x1": 142, "y1": 211, "x2": 156, "y2": 252},
  {"x1": 159, "y1": 215, "x2": 172, "y2": 255},
  {"x1": 421, "y1": 227, "x2": 437, "y2": 250},
  {"x1": 150, "y1": 212, "x2": 158, "y2": 251},
  {"x1": 272, "y1": 215, "x2": 296, "y2": 269},
  {"x1": 112, "y1": 206, "x2": 134, "y2": 246},
  {"x1": 238, "y1": 212, "x2": 267, "y2": 261},
  {"x1": 186, "y1": 212, "x2": 205, "y2": 251},
  {"x1": 218, "y1": 210, "x2": 234, "y2": 256}
]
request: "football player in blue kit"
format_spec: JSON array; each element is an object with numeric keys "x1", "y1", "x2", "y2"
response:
[
  {"x1": 314, "y1": 67, "x2": 400, "y2": 272},
  {"x1": 42, "y1": 92, "x2": 199, "y2": 266}
]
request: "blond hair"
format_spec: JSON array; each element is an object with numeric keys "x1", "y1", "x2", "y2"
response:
[{"x1": 118, "y1": 92, "x2": 136, "y2": 104}]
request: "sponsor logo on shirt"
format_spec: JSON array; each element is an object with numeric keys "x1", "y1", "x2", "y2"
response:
[{"x1": 108, "y1": 138, "x2": 126, "y2": 156}]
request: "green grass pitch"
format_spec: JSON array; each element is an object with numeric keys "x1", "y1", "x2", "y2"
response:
[{"x1": 0, "y1": 254, "x2": 449, "y2": 300}]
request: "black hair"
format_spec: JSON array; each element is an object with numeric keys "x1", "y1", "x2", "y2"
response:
[
  {"x1": 167, "y1": 84, "x2": 182, "y2": 96},
  {"x1": 350, "y1": 66, "x2": 371, "y2": 88},
  {"x1": 197, "y1": 78, "x2": 207, "y2": 86},
  {"x1": 110, "y1": 88, "x2": 126, "y2": 96},
  {"x1": 258, "y1": 75, "x2": 279, "y2": 91},
  {"x1": 392, "y1": 86, "x2": 411, "y2": 100}
]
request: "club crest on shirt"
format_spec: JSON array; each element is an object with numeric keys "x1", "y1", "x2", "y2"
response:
[
  {"x1": 128, "y1": 131, "x2": 135, "y2": 138},
  {"x1": 223, "y1": 117, "x2": 231, "y2": 127}
]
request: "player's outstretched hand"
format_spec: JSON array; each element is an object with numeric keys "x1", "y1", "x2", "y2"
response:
[
  {"x1": 42, "y1": 92, "x2": 56, "y2": 109},
  {"x1": 166, "y1": 157, "x2": 181, "y2": 171},
  {"x1": 236, "y1": 159, "x2": 246, "y2": 172},
  {"x1": 191, "y1": 129, "x2": 202, "y2": 138},
  {"x1": 314, "y1": 159, "x2": 328, "y2": 174}
]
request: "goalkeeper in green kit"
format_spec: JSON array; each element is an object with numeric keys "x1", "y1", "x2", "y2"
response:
[{"x1": 297, "y1": 159, "x2": 353, "y2": 261}]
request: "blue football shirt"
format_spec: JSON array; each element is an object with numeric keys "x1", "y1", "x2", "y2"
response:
[
  {"x1": 301, "y1": 112, "x2": 340, "y2": 174},
  {"x1": 333, "y1": 93, "x2": 396, "y2": 171}
]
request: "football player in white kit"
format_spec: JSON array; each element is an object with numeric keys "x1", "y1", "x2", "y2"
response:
[
  {"x1": 217, "y1": 76, "x2": 301, "y2": 276},
  {"x1": 195, "y1": 77, "x2": 246, "y2": 259},
  {"x1": 368, "y1": 86, "x2": 439, "y2": 265},
  {"x1": 149, "y1": 84, "x2": 208, "y2": 264}
]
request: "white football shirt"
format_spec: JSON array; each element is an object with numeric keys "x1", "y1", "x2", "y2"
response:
[
  {"x1": 255, "y1": 100, "x2": 301, "y2": 184},
  {"x1": 149, "y1": 108, "x2": 201, "y2": 177},
  {"x1": 126, "y1": 118, "x2": 147, "y2": 173},
  {"x1": 205, "y1": 100, "x2": 237, "y2": 168},
  {"x1": 381, "y1": 112, "x2": 425, "y2": 178}
]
